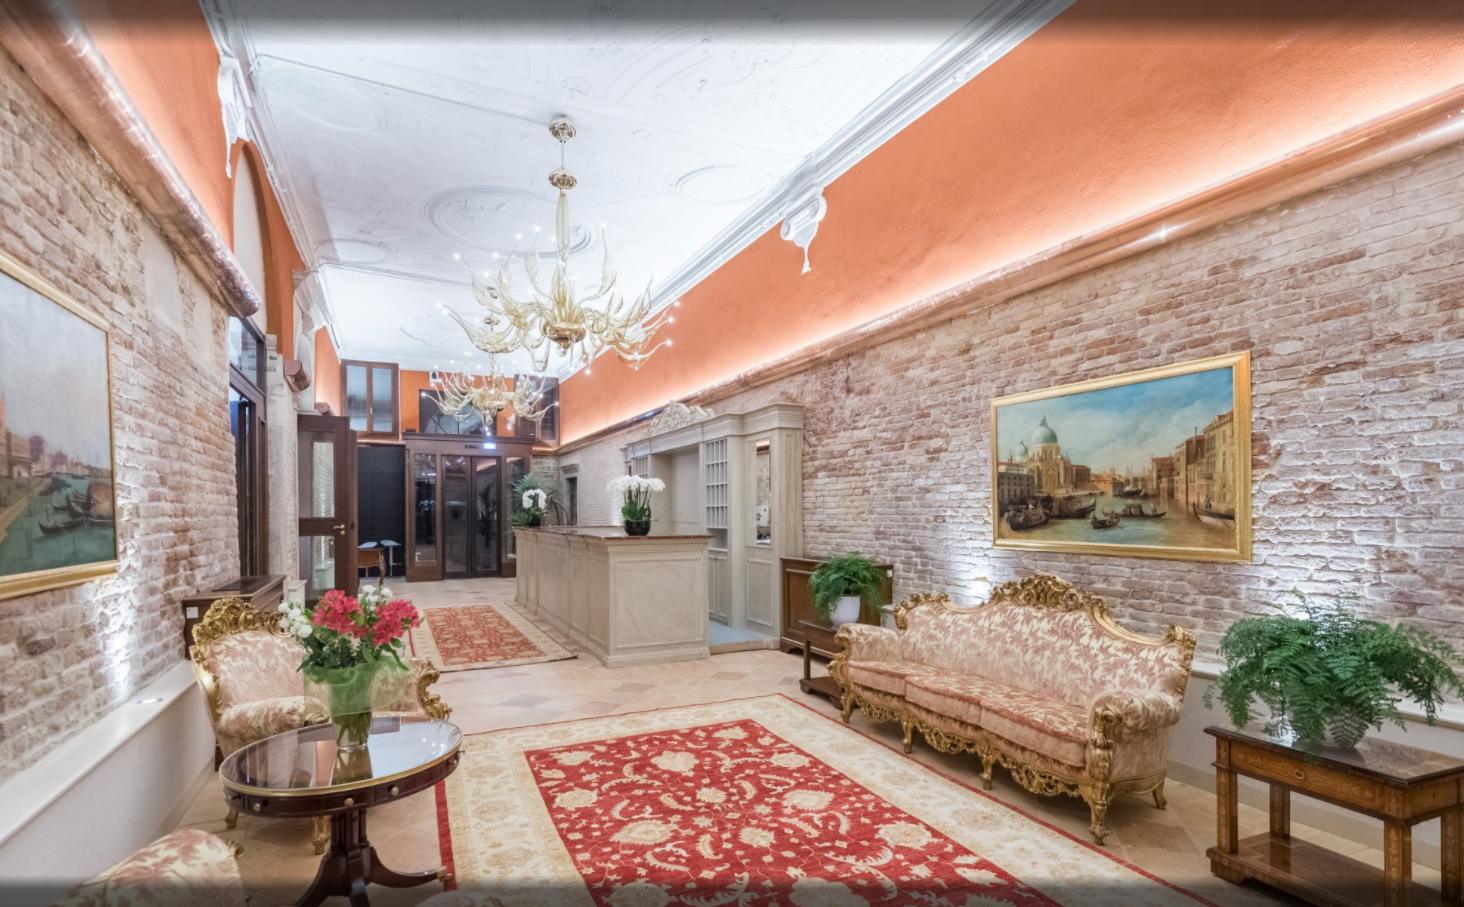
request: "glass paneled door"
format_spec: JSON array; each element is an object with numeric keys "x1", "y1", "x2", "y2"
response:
[
  {"x1": 408, "y1": 451, "x2": 504, "y2": 581},
  {"x1": 297, "y1": 414, "x2": 358, "y2": 601}
]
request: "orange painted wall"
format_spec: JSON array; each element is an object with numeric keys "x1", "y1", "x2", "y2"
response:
[
  {"x1": 314, "y1": 329, "x2": 342, "y2": 416},
  {"x1": 232, "y1": 144, "x2": 307, "y2": 360},
  {"x1": 559, "y1": 0, "x2": 1464, "y2": 441},
  {"x1": 71, "y1": 0, "x2": 233, "y2": 240}
]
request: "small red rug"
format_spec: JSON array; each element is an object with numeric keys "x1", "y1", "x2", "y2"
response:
[
  {"x1": 411, "y1": 602, "x2": 574, "y2": 672},
  {"x1": 438, "y1": 696, "x2": 1216, "y2": 907}
]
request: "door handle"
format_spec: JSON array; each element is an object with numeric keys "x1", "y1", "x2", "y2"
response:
[{"x1": 333, "y1": 524, "x2": 346, "y2": 533}]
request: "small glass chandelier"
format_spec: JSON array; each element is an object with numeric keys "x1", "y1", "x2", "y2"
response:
[
  {"x1": 431, "y1": 355, "x2": 556, "y2": 432},
  {"x1": 454, "y1": 116, "x2": 677, "y2": 374}
]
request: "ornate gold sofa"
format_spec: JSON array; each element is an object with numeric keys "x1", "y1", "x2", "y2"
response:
[
  {"x1": 829, "y1": 573, "x2": 1195, "y2": 844},
  {"x1": 188, "y1": 597, "x2": 451, "y2": 851}
]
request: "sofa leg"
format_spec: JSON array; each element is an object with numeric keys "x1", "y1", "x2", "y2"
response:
[
  {"x1": 1152, "y1": 779, "x2": 1167, "y2": 810},
  {"x1": 311, "y1": 816, "x2": 330, "y2": 855},
  {"x1": 1083, "y1": 788, "x2": 1112, "y2": 845},
  {"x1": 840, "y1": 694, "x2": 854, "y2": 724},
  {"x1": 979, "y1": 754, "x2": 995, "y2": 791},
  {"x1": 224, "y1": 808, "x2": 238, "y2": 830},
  {"x1": 900, "y1": 720, "x2": 914, "y2": 754}
]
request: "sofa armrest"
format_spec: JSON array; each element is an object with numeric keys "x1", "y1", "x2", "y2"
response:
[
  {"x1": 834, "y1": 623, "x2": 903, "y2": 663},
  {"x1": 375, "y1": 657, "x2": 452, "y2": 720},
  {"x1": 1091, "y1": 689, "x2": 1183, "y2": 732}
]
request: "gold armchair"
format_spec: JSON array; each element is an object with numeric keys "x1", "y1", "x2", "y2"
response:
[{"x1": 188, "y1": 597, "x2": 451, "y2": 851}]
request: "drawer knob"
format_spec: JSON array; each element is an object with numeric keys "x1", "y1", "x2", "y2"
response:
[
  {"x1": 251, "y1": 803, "x2": 262, "y2": 812},
  {"x1": 389, "y1": 786, "x2": 400, "y2": 797},
  {"x1": 344, "y1": 797, "x2": 355, "y2": 806}
]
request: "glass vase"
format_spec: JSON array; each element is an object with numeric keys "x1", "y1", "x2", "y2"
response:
[{"x1": 306, "y1": 662, "x2": 379, "y2": 751}]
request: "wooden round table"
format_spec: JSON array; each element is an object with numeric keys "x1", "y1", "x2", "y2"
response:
[{"x1": 220, "y1": 716, "x2": 461, "y2": 907}]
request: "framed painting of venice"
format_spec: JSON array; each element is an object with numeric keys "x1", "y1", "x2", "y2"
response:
[
  {"x1": 992, "y1": 352, "x2": 1251, "y2": 562},
  {"x1": 0, "y1": 250, "x2": 118, "y2": 600}
]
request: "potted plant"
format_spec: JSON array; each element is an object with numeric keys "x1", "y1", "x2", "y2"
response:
[
  {"x1": 1204, "y1": 591, "x2": 1462, "y2": 751},
  {"x1": 278, "y1": 585, "x2": 421, "y2": 751},
  {"x1": 512, "y1": 474, "x2": 555, "y2": 527},
  {"x1": 608, "y1": 475, "x2": 664, "y2": 536},
  {"x1": 808, "y1": 552, "x2": 885, "y2": 626}
]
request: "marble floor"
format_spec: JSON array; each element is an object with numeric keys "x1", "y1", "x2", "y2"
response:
[{"x1": 174, "y1": 577, "x2": 1435, "y2": 906}]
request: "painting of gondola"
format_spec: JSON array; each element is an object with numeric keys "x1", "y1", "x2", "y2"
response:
[
  {"x1": 0, "y1": 250, "x2": 118, "y2": 600},
  {"x1": 992, "y1": 352, "x2": 1251, "y2": 562}
]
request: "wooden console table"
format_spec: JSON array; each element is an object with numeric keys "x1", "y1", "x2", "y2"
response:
[
  {"x1": 1206, "y1": 726, "x2": 1464, "y2": 907},
  {"x1": 798, "y1": 619, "x2": 841, "y2": 703}
]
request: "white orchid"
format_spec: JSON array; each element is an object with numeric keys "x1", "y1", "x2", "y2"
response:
[
  {"x1": 608, "y1": 474, "x2": 664, "y2": 524},
  {"x1": 522, "y1": 489, "x2": 547, "y2": 511}
]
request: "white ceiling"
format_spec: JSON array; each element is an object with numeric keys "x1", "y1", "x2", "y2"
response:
[{"x1": 203, "y1": 0, "x2": 1070, "y2": 377}]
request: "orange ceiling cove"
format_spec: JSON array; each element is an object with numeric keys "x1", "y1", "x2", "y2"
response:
[{"x1": 559, "y1": 0, "x2": 1464, "y2": 442}]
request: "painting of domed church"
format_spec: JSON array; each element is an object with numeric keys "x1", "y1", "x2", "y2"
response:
[{"x1": 992, "y1": 353, "x2": 1251, "y2": 562}]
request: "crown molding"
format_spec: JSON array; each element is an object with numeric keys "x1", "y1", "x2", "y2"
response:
[
  {"x1": 558, "y1": 81, "x2": 1464, "y2": 448},
  {"x1": 0, "y1": 0, "x2": 262, "y2": 320}
]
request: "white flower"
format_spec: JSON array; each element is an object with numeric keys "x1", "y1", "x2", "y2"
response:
[{"x1": 295, "y1": 624, "x2": 312, "y2": 639}]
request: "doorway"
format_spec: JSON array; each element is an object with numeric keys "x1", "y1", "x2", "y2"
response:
[
  {"x1": 297, "y1": 414, "x2": 358, "y2": 600},
  {"x1": 442, "y1": 454, "x2": 502, "y2": 579},
  {"x1": 406, "y1": 437, "x2": 534, "y2": 582}
]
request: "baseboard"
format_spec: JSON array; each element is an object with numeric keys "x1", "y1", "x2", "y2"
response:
[{"x1": 0, "y1": 660, "x2": 216, "y2": 907}]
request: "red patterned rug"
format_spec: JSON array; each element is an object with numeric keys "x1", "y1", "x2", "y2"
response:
[
  {"x1": 438, "y1": 696, "x2": 1216, "y2": 907},
  {"x1": 411, "y1": 601, "x2": 575, "y2": 671}
]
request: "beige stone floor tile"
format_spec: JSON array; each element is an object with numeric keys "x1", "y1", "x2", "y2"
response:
[{"x1": 178, "y1": 578, "x2": 1437, "y2": 907}]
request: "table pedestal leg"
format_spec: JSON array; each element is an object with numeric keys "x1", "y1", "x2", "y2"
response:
[
  {"x1": 296, "y1": 810, "x2": 446, "y2": 907},
  {"x1": 1383, "y1": 822, "x2": 1412, "y2": 907},
  {"x1": 1269, "y1": 785, "x2": 1290, "y2": 839}
]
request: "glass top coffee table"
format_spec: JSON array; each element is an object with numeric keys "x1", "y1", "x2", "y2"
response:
[{"x1": 221, "y1": 716, "x2": 462, "y2": 907}]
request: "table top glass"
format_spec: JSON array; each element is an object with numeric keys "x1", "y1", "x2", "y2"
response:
[
  {"x1": 1208, "y1": 724, "x2": 1464, "y2": 784},
  {"x1": 220, "y1": 717, "x2": 461, "y2": 796}
]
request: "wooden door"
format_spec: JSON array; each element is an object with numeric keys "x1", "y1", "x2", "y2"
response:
[
  {"x1": 406, "y1": 451, "x2": 441, "y2": 583},
  {"x1": 297, "y1": 414, "x2": 358, "y2": 599}
]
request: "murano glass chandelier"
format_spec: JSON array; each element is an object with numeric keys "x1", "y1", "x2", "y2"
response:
[
  {"x1": 430, "y1": 355, "x2": 556, "y2": 433},
  {"x1": 450, "y1": 116, "x2": 677, "y2": 375}
]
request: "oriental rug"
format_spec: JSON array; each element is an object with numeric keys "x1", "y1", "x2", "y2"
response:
[
  {"x1": 411, "y1": 601, "x2": 575, "y2": 672},
  {"x1": 436, "y1": 695, "x2": 1214, "y2": 907}
]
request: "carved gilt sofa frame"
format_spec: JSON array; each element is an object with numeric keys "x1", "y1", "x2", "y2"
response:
[
  {"x1": 188, "y1": 597, "x2": 451, "y2": 852},
  {"x1": 828, "y1": 573, "x2": 1196, "y2": 844}
]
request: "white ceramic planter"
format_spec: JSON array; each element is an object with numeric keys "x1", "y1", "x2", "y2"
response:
[{"x1": 831, "y1": 595, "x2": 861, "y2": 626}]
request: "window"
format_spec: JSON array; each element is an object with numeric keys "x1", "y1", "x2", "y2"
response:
[
  {"x1": 342, "y1": 360, "x2": 399, "y2": 438},
  {"x1": 228, "y1": 316, "x2": 267, "y2": 574},
  {"x1": 566, "y1": 475, "x2": 578, "y2": 526},
  {"x1": 418, "y1": 389, "x2": 493, "y2": 437},
  {"x1": 513, "y1": 375, "x2": 559, "y2": 443}
]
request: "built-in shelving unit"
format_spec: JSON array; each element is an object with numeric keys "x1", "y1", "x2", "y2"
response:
[{"x1": 704, "y1": 438, "x2": 728, "y2": 530}]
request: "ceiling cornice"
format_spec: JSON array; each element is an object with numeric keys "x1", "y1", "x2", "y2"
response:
[
  {"x1": 555, "y1": 80, "x2": 1464, "y2": 450},
  {"x1": 197, "y1": 0, "x2": 1072, "y2": 377}
]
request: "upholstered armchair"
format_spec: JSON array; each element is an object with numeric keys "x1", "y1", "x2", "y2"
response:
[
  {"x1": 188, "y1": 597, "x2": 451, "y2": 851},
  {"x1": 46, "y1": 828, "x2": 491, "y2": 907}
]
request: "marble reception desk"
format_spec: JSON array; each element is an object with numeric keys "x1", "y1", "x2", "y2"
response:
[{"x1": 515, "y1": 527, "x2": 711, "y2": 667}]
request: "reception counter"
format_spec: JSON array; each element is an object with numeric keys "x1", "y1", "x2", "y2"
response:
[{"x1": 515, "y1": 527, "x2": 711, "y2": 667}]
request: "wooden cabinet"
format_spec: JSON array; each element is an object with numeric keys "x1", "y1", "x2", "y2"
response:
[
  {"x1": 182, "y1": 575, "x2": 285, "y2": 649},
  {"x1": 779, "y1": 557, "x2": 893, "y2": 656}
]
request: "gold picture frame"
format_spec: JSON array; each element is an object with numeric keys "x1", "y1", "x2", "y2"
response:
[
  {"x1": 992, "y1": 352, "x2": 1251, "y2": 562},
  {"x1": 0, "y1": 248, "x2": 119, "y2": 601}
]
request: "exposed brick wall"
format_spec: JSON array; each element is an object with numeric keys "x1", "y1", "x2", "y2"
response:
[
  {"x1": 0, "y1": 49, "x2": 237, "y2": 783},
  {"x1": 555, "y1": 139, "x2": 1464, "y2": 677}
]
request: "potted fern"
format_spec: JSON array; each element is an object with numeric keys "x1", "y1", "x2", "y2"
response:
[
  {"x1": 1204, "y1": 591, "x2": 1463, "y2": 751},
  {"x1": 808, "y1": 553, "x2": 885, "y2": 626}
]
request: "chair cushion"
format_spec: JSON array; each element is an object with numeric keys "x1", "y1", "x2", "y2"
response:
[
  {"x1": 904, "y1": 674, "x2": 1091, "y2": 767},
  {"x1": 207, "y1": 630, "x2": 307, "y2": 710},
  {"x1": 903, "y1": 673, "x2": 1004, "y2": 728},
  {"x1": 980, "y1": 689, "x2": 1092, "y2": 768},
  {"x1": 216, "y1": 696, "x2": 327, "y2": 749},
  {"x1": 845, "y1": 661, "x2": 947, "y2": 696},
  {"x1": 49, "y1": 828, "x2": 246, "y2": 907}
]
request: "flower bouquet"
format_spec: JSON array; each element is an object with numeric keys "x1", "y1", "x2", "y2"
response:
[
  {"x1": 279, "y1": 585, "x2": 421, "y2": 750},
  {"x1": 608, "y1": 475, "x2": 664, "y2": 536}
]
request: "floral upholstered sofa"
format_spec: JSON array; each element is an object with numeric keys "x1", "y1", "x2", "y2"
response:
[
  {"x1": 829, "y1": 573, "x2": 1195, "y2": 844},
  {"x1": 47, "y1": 828, "x2": 491, "y2": 907}
]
